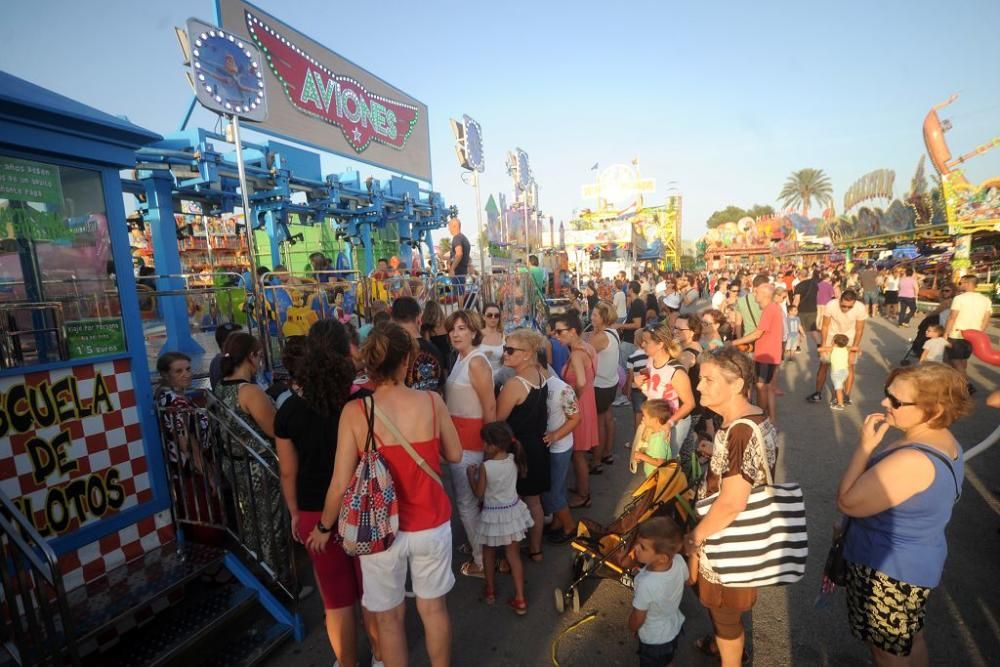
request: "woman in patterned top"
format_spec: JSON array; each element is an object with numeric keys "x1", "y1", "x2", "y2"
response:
[{"x1": 686, "y1": 346, "x2": 778, "y2": 666}]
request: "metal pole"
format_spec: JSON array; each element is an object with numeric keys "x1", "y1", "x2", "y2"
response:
[
  {"x1": 231, "y1": 115, "x2": 269, "y2": 368},
  {"x1": 523, "y1": 192, "x2": 530, "y2": 260},
  {"x1": 473, "y1": 170, "x2": 486, "y2": 277}
]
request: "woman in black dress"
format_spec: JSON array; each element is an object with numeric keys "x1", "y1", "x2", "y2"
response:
[{"x1": 496, "y1": 328, "x2": 549, "y2": 563}]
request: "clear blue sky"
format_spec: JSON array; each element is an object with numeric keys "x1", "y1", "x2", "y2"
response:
[{"x1": 3, "y1": 0, "x2": 999, "y2": 243}]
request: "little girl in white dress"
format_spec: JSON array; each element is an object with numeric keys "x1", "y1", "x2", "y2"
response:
[{"x1": 468, "y1": 421, "x2": 534, "y2": 615}]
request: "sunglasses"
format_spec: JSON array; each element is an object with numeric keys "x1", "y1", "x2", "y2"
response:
[
  {"x1": 884, "y1": 388, "x2": 917, "y2": 410},
  {"x1": 553, "y1": 328, "x2": 570, "y2": 335},
  {"x1": 672, "y1": 326, "x2": 690, "y2": 332},
  {"x1": 485, "y1": 312, "x2": 500, "y2": 318},
  {"x1": 503, "y1": 346, "x2": 524, "y2": 355}
]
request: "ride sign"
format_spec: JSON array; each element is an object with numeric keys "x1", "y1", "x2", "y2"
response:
[{"x1": 217, "y1": 0, "x2": 432, "y2": 181}]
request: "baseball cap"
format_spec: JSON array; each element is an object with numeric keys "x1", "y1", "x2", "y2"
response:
[
  {"x1": 215, "y1": 322, "x2": 243, "y2": 347},
  {"x1": 662, "y1": 293, "x2": 681, "y2": 310}
]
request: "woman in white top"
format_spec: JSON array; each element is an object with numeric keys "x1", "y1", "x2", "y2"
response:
[
  {"x1": 590, "y1": 301, "x2": 622, "y2": 468},
  {"x1": 636, "y1": 324, "x2": 696, "y2": 459},
  {"x1": 479, "y1": 302, "x2": 506, "y2": 374},
  {"x1": 444, "y1": 310, "x2": 497, "y2": 578},
  {"x1": 539, "y1": 349, "x2": 582, "y2": 543},
  {"x1": 883, "y1": 270, "x2": 900, "y2": 321}
]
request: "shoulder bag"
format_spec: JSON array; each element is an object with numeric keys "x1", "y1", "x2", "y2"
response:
[
  {"x1": 694, "y1": 417, "x2": 807, "y2": 587},
  {"x1": 737, "y1": 295, "x2": 758, "y2": 353}
]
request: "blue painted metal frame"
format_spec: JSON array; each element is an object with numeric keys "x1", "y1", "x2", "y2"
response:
[
  {"x1": 223, "y1": 553, "x2": 305, "y2": 641},
  {"x1": 211, "y1": 0, "x2": 434, "y2": 185},
  {"x1": 0, "y1": 120, "x2": 171, "y2": 557}
]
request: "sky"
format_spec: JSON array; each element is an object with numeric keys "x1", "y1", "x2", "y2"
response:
[{"x1": 3, "y1": 0, "x2": 1000, "y2": 246}]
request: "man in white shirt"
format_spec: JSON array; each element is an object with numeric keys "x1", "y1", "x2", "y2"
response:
[
  {"x1": 807, "y1": 289, "x2": 867, "y2": 405},
  {"x1": 943, "y1": 275, "x2": 993, "y2": 392},
  {"x1": 612, "y1": 279, "x2": 627, "y2": 321},
  {"x1": 711, "y1": 279, "x2": 729, "y2": 310}
]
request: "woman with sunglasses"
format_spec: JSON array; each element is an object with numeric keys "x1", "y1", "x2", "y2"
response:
[
  {"x1": 637, "y1": 324, "x2": 695, "y2": 459},
  {"x1": 480, "y1": 303, "x2": 506, "y2": 373},
  {"x1": 554, "y1": 311, "x2": 600, "y2": 507},
  {"x1": 700, "y1": 310, "x2": 726, "y2": 351},
  {"x1": 496, "y1": 329, "x2": 550, "y2": 562},
  {"x1": 837, "y1": 363, "x2": 971, "y2": 665},
  {"x1": 444, "y1": 310, "x2": 497, "y2": 578}
]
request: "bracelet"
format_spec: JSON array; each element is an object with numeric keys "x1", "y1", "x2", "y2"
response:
[{"x1": 315, "y1": 520, "x2": 331, "y2": 534}]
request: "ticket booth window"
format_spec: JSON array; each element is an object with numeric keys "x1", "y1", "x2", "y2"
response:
[{"x1": 0, "y1": 154, "x2": 124, "y2": 368}]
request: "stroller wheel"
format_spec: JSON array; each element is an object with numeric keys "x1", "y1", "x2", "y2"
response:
[
  {"x1": 571, "y1": 588, "x2": 581, "y2": 613},
  {"x1": 554, "y1": 587, "x2": 565, "y2": 613}
]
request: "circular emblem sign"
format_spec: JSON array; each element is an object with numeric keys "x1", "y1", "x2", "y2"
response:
[{"x1": 187, "y1": 17, "x2": 268, "y2": 121}]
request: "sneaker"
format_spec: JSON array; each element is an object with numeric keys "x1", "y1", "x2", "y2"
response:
[
  {"x1": 612, "y1": 395, "x2": 631, "y2": 407},
  {"x1": 831, "y1": 403, "x2": 845, "y2": 411},
  {"x1": 806, "y1": 392, "x2": 823, "y2": 403},
  {"x1": 372, "y1": 659, "x2": 386, "y2": 667},
  {"x1": 844, "y1": 395, "x2": 852, "y2": 406}
]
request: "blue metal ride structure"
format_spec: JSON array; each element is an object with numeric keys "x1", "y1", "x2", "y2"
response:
[{"x1": 120, "y1": 127, "x2": 454, "y2": 355}]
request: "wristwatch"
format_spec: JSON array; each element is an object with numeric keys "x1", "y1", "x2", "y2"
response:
[{"x1": 315, "y1": 520, "x2": 331, "y2": 534}]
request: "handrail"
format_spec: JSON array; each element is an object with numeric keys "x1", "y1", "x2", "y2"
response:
[
  {"x1": 0, "y1": 489, "x2": 80, "y2": 666},
  {"x1": 155, "y1": 389, "x2": 298, "y2": 600}
]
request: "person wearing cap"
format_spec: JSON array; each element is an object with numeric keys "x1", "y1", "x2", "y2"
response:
[{"x1": 210, "y1": 322, "x2": 243, "y2": 390}]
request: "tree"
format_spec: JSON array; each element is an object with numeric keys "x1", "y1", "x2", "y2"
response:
[
  {"x1": 778, "y1": 168, "x2": 834, "y2": 217},
  {"x1": 705, "y1": 204, "x2": 775, "y2": 229}
]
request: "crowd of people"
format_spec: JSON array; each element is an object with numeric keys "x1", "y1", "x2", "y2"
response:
[{"x1": 152, "y1": 258, "x2": 996, "y2": 667}]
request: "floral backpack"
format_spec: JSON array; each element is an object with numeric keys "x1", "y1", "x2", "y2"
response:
[{"x1": 338, "y1": 396, "x2": 398, "y2": 556}]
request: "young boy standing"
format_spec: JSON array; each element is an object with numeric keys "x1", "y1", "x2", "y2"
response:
[
  {"x1": 785, "y1": 305, "x2": 806, "y2": 355},
  {"x1": 628, "y1": 517, "x2": 686, "y2": 667},
  {"x1": 818, "y1": 333, "x2": 853, "y2": 410},
  {"x1": 920, "y1": 324, "x2": 951, "y2": 363}
]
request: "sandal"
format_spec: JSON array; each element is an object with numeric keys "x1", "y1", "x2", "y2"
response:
[
  {"x1": 588, "y1": 465, "x2": 604, "y2": 475},
  {"x1": 483, "y1": 585, "x2": 495, "y2": 605},
  {"x1": 694, "y1": 636, "x2": 751, "y2": 664},
  {"x1": 601, "y1": 455, "x2": 615, "y2": 465},
  {"x1": 569, "y1": 495, "x2": 591, "y2": 509},
  {"x1": 528, "y1": 551, "x2": 544, "y2": 563},
  {"x1": 508, "y1": 597, "x2": 528, "y2": 615},
  {"x1": 497, "y1": 559, "x2": 511, "y2": 574},
  {"x1": 460, "y1": 561, "x2": 485, "y2": 578}
]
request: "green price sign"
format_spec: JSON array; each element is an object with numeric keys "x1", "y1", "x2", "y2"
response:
[
  {"x1": 65, "y1": 318, "x2": 126, "y2": 359},
  {"x1": 0, "y1": 156, "x2": 63, "y2": 205}
]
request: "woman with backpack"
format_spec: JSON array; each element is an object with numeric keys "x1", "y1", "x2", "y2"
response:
[{"x1": 308, "y1": 322, "x2": 462, "y2": 667}]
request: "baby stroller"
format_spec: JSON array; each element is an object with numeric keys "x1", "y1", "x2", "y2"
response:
[
  {"x1": 900, "y1": 313, "x2": 939, "y2": 366},
  {"x1": 555, "y1": 461, "x2": 693, "y2": 613}
]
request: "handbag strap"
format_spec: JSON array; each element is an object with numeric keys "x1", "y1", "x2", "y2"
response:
[
  {"x1": 743, "y1": 295, "x2": 758, "y2": 329},
  {"x1": 372, "y1": 403, "x2": 443, "y2": 487},
  {"x1": 363, "y1": 395, "x2": 376, "y2": 453},
  {"x1": 729, "y1": 417, "x2": 773, "y2": 487}
]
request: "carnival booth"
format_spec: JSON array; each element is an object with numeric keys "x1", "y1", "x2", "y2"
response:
[{"x1": 0, "y1": 72, "x2": 301, "y2": 666}]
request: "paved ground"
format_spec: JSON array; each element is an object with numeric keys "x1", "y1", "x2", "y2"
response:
[{"x1": 268, "y1": 315, "x2": 1000, "y2": 666}]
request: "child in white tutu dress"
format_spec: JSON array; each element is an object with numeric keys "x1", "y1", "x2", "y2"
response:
[{"x1": 467, "y1": 421, "x2": 534, "y2": 615}]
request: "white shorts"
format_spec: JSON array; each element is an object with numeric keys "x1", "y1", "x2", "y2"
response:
[{"x1": 360, "y1": 521, "x2": 455, "y2": 612}]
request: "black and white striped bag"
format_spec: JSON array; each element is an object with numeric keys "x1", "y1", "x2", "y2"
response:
[{"x1": 694, "y1": 418, "x2": 807, "y2": 587}]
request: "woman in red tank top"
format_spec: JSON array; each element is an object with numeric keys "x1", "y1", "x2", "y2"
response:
[{"x1": 308, "y1": 322, "x2": 462, "y2": 667}]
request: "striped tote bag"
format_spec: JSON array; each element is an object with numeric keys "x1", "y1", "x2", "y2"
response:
[{"x1": 694, "y1": 418, "x2": 807, "y2": 587}]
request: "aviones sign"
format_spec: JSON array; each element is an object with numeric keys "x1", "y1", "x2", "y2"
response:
[
  {"x1": 247, "y1": 13, "x2": 419, "y2": 153},
  {"x1": 217, "y1": 0, "x2": 433, "y2": 182}
]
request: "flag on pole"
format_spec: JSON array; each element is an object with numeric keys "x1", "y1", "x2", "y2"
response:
[
  {"x1": 631, "y1": 157, "x2": 639, "y2": 166},
  {"x1": 590, "y1": 162, "x2": 599, "y2": 171}
]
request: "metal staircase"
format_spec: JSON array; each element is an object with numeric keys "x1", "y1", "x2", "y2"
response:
[{"x1": 0, "y1": 391, "x2": 303, "y2": 666}]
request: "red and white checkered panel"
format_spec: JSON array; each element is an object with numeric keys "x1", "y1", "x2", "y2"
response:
[{"x1": 0, "y1": 360, "x2": 173, "y2": 590}]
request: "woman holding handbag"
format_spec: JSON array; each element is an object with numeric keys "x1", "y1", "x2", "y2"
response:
[
  {"x1": 686, "y1": 346, "x2": 779, "y2": 666},
  {"x1": 837, "y1": 363, "x2": 971, "y2": 664},
  {"x1": 307, "y1": 322, "x2": 462, "y2": 667}
]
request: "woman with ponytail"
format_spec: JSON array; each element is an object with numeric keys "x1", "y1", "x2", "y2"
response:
[
  {"x1": 274, "y1": 320, "x2": 380, "y2": 666},
  {"x1": 308, "y1": 322, "x2": 462, "y2": 667}
]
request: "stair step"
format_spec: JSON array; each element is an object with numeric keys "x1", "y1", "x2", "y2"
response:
[
  {"x1": 68, "y1": 541, "x2": 225, "y2": 643},
  {"x1": 198, "y1": 614, "x2": 294, "y2": 667},
  {"x1": 87, "y1": 582, "x2": 258, "y2": 666}
]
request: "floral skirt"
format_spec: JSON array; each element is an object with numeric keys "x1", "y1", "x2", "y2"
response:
[{"x1": 846, "y1": 562, "x2": 931, "y2": 656}]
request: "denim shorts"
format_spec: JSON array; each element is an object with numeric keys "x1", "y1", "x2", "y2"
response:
[
  {"x1": 542, "y1": 448, "x2": 573, "y2": 514},
  {"x1": 638, "y1": 635, "x2": 679, "y2": 667}
]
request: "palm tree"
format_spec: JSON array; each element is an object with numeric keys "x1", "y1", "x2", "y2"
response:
[{"x1": 778, "y1": 168, "x2": 834, "y2": 218}]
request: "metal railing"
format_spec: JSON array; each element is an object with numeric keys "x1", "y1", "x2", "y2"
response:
[
  {"x1": 0, "y1": 490, "x2": 79, "y2": 666},
  {"x1": 0, "y1": 302, "x2": 69, "y2": 369},
  {"x1": 156, "y1": 389, "x2": 299, "y2": 600}
]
